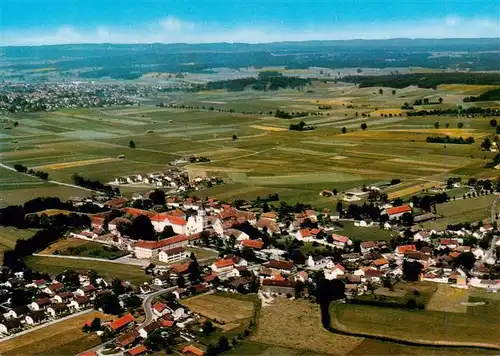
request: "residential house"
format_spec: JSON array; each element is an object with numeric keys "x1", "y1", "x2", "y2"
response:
[
  {"x1": 53, "y1": 292, "x2": 73, "y2": 303},
  {"x1": 10, "y1": 306, "x2": 30, "y2": 319},
  {"x1": 29, "y1": 297, "x2": 51, "y2": 311},
  {"x1": 263, "y1": 260, "x2": 296, "y2": 275},
  {"x1": 138, "y1": 321, "x2": 160, "y2": 338},
  {"x1": 0, "y1": 318, "x2": 23, "y2": 335},
  {"x1": 125, "y1": 345, "x2": 148, "y2": 356},
  {"x1": 385, "y1": 205, "x2": 412, "y2": 220},
  {"x1": 261, "y1": 279, "x2": 296, "y2": 296},
  {"x1": 360, "y1": 241, "x2": 377, "y2": 254},
  {"x1": 116, "y1": 330, "x2": 140, "y2": 349},
  {"x1": 69, "y1": 296, "x2": 91, "y2": 310},
  {"x1": 43, "y1": 282, "x2": 64, "y2": 295},
  {"x1": 152, "y1": 274, "x2": 171, "y2": 287},
  {"x1": 25, "y1": 310, "x2": 47, "y2": 325},
  {"x1": 324, "y1": 264, "x2": 346, "y2": 280},
  {"x1": 372, "y1": 258, "x2": 390, "y2": 269},
  {"x1": 332, "y1": 234, "x2": 352, "y2": 247},
  {"x1": 210, "y1": 259, "x2": 235, "y2": 275},
  {"x1": 152, "y1": 301, "x2": 169, "y2": 317},
  {"x1": 108, "y1": 313, "x2": 135, "y2": 333},
  {"x1": 47, "y1": 303, "x2": 69, "y2": 317},
  {"x1": 182, "y1": 345, "x2": 205, "y2": 356},
  {"x1": 394, "y1": 245, "x2": 417, "y2": 258},
  {"x1": 255, "y1": 218, "x2": 280, "y2": 234},
  {"x1": 239, "y1": 239, "x2": 264, "y2": 250}
]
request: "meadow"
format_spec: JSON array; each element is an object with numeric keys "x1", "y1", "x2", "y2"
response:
[
  {"x1": 0, "y1": 311, "x2": 112, "y2": 356},
  {"x1": 1, "y1": 82, "x2": 498, "y2": 220}
]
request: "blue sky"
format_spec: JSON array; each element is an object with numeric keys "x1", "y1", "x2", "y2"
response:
[{"x1": 1, "y1": 0, "x2": 499, "y2": 45}]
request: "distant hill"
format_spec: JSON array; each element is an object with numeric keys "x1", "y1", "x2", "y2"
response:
[{"x1": 1, "y1": 38, "x2": 499, "y2": 80}]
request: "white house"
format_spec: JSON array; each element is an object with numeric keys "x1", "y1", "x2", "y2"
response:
[
  {"x1": 384, "y1": 205, "x2": 412, "y2": 220},
  {"x1": 332, "y1": 234, "x2": 352, "y2": 248},
  {"x1": 324, "y1": 264, "x2": 345, "y2": 280},
  {"x1": 158, "y1": 247, "x2": 189, "y2": 264},
  {"x1": 134, "y1": 234, "x2": 189, "y2": 259}
]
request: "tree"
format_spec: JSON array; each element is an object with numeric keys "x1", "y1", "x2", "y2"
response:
[
  {"x1": 217, "y1": 336, "x2": 230, "y2": 353},
  {"x1": 490, "y1": 119, "x2": 498, "y2": 127},
  {"x1": 203, "y1": 320, "x2": 215, "y2": 335},
  {"x1": 97, "y1": 294, "x2": 122, "y2": 315},
  {"x1": 124, "y1": 296, "x2": 141, "y2": 309},
  {"x1": 130, "y1": 215, "x2": 155, "y2": 240},
  {"x1": 401, "y1": 212, "x2": 414, "y2": 227},
  {"x1": 13, "y1": 121, "x2": 19, "y2": 127},
  {"x1": 336, "y1": 201, "x2": 343, "y2": 214},
  {"x1": 453, "y1": 252, "x2": 476, "y2": 270},
  {"x1": 379, "y1": 89, "x2": 383, "y2": 95},
  {"x1": 361, "y1": 123, "x2": 367, "y2": 130},
  {"x1": 434, "y1": 122, "x2": 440, "y2": 129},
  {"x1": 111, "y1": 279, "x2": 126, "y2": 296},
  {"x1": 481, "y1": 138, "x2": 492, "y2": 151},
  {"x1": 392, "y1": 90, "x2": 396, "y2": 95},
  {"x1": 438, "y1": 97, "x2": 443, "y2": 104},
  {"x1": 458, "y1": 122, "x2": 464, "y2": 128},
  {"x1": 160, "y1": 225, "x2": 175, "y2": 239},
  {"x1": 341, "y1": 127, "x2": 347, "y2": 134},
  {"x1": 403, "y1": 260, "x2": 423, "y2": 281},
  {"x1": 129, "y1": 140, "x2": 136, "y2": 149},
  {"x1": 149, "y1": 189, "x2": 166, "y2": 206},
  {"x1": 232, "y1": 135, "x2": 238, "y2": 140},
  {"x1": 188, "y1": 256, "x2": 201, "y2": 284},
  {"x1": 177, "y1": 274, "x2": 186, "y2": 288},
  {"x1": 90, "y1": 317, "x2": 102, "y2": 331}
]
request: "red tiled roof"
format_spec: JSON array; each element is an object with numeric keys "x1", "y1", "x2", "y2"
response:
[
  {"x1": 167, "y1": 215, "x2": 187, "y2": 226},
  {"x1": 264, "y1": 260, "x2": 295, "y2": 270},
  {"x1": 204, "y1": 274, "x2": 217, "y2": 282},
  {"x1": 386, "y1": 205, "x2": 412, "y2": 216},
  {"x1": 396, "y1": 245, "x2": 417, "y2": 254},
  {"x1": 91, "y1": 216, "x2": 104, "y2": 226},
  {"x1": 214, "y1": 259, "x2": 234, "y2": 268},
  {"x1": 104, "y1": 197, "x2": 128, "y2": 207},
  {"x1": 79, "y1": 351, "x2": 98, "y2": 356},
  {"x1": 123, "y1": 208, "x2": 155, "y2": 218},
  {"x1": 334, "y1": 264, "x2": 345, "y2": 272},
  {"x1": 108, "y1": 313, "x2": 134, "y2": 331},
  {"x1": 299, "y1": 228, "x2": 312, "y2": 237},
  {"x1": 262, "y1": 279, "x2": 295, "y2": 287},
  {"x1": 135, "y1": 234, "x2": 188, "y2": 250},
  {"x1": 48, "y1": 282, "x2": 64, "y2": 291},
  {"x1": 34, "y1": 279, "x2": 46, "y2": 286},
  {"x1": 152, "y1": 301, "x2": 167, "y2": 313},
  {"x1": 240, "y1": 239, "x2": 264, "y2": 249},
  {"x1": 169, "y1": 209, "x2": 187, "y2": 218},
  {"x1": 158, "y1": 318, "x2": 174, "y2": 328},
  {"x1": 183, "y1": 345, "x2": 204, "y2": 356},
  {"x1": 373, "y1": 258, "x2": 389, "y2": 266},
  {"x1": 332, "y1": 234, "x2": 350, "y2": 243},
  {"x1": 126, "y1": 345, "x2": 147, "y2": 356},
  {"x1": 361, "y1": 241, "x2": 376, "y2": 249},
  {"x1": 440, "y1": 239, "x2": 459, "y2": 245},
  {"x1": 171, "y1": 262, "x2": 190, "y2": 274}
]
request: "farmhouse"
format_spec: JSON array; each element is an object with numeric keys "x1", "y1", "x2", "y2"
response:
[
  {"x1": 108, "y1": 313, "x2": 135, "y2": 333},
  {"x1": 239, "y1": 239, "x2": 264, "y2": 250},
  {"x1": 134, "y1": 234, "x2": 189, "y2": 259},
  {"x1": 332, "y1": 234, "x2": 352, "y2": 247},
  {"x1": 261, "y1": 279, "x2": 296, "y2": 296},
  {"x1": 385, "y1": 205, "x2": 412, "y2": 220},
  {"x1": 263, "y1": 260, "x2": 296, "y2": 275},
  {"x1": 0, "y1": 318, "x2": 22, "y2": 335}
]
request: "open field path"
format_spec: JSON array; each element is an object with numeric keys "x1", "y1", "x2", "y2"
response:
[
  {"x1": 32, "y1": 253, "x2": 147, "y2": 266},
  {"x1": 0, "y1": 308, "x2": 93, "y2": 343},
  {"x1": 329, "y1": 302, "x2": 500, "y2": 350}
]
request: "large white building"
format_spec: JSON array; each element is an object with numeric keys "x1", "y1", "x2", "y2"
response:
[
  {"x1": 158, "y1": 247, "x2": 189, "y2": 264},
  {"x1": 134, "y1": 235, "x2": 189, "y2": 259}
]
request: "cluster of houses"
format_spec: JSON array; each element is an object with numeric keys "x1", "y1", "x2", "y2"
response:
[
  {"x1": 112, "y1": 168, "x2": 223, "y2": 193},
  {"x1": 0, "y1": 273, "x2": 106, "y2": 336}
]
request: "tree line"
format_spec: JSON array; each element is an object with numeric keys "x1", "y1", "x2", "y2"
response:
[
  {"x1": 289, "y1": 121, "x2": 315, "y2": 131},
  {"x1": 407, "y1": 107, "x2": 500, "y2": 117},
  {"x1": 463, "y1": 88, "x2": 500, "y2": 102},
  {"x1": 72, "y1": 174, "x2": 120, "y2": 196},
  {"x1": 425, "y1": 136, "x2": 475, "y2": 144},
  {"x1": 13, "y1": 164, "x2": 49, "y2": 180}
]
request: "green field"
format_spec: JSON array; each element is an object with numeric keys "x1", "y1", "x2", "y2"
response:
[
  {"x1": 1, "y1": 84, "x2": 497, "y2": 209},
  {"x1": 26, "y1": 255, "x2": 148, "y2": 284},
  {"x1": 0, "y1": 226, "x2": 38, "y2": 262}
]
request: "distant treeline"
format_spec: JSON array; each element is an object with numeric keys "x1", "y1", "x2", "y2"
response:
[
  {"x1": 407, "y1": 107, "x2": 500, "y2": 117},
  {"x1": 275, "y1": 109, "x2": 309, "y2": 119},
  {"x1": 289, "y1": 121, "x2": 315, "y2": 131},
  {"x1": 72, "y1": 174, "x2": 120, "y2": 196},
  {"x1": 342, "y1": 73, "x2": 500, "y2": 89},
  {"x1": 463, "y1": 88, "x2": 500, "y2": 102},
  {"x1": 426, "y1": 136, "x2": 475, "y2": 144}
]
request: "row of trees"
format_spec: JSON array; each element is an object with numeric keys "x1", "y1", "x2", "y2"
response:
[
  {"x1": 13, "y1": 164, "x2": 49, "y2": 180},
  {"x1": 425, "y1": 136, "x2": 475, "y2": 144},
  {"x1": 72, "y1": 174, "x2": 120, "y2": 196},
  {"x1": 289, "y1": 121, "x2": 315, "y2": 131}
]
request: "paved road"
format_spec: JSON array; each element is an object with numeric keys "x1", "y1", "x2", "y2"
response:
[
  {"x1": 0, "y1": 308, "x2": 93, "y2": 343},
  {"x1": 0, "y1": 162, "x2": 93, "y2": 192},
  {"x1": 138, "y1": 286, "x2": 177, "y2": 328}
]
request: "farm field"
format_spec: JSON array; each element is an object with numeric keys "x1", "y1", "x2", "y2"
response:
[
  {"x1": 0, "y1": 311, "x2": 113, "y2": 356},
  {"x1": 1, "y1": 83, "x2": 498, "y2": 209},
  {"x1": 39, "y1": 238, "x2": 128, "y2": 259},
  {"x1": 422, "y1": 195, "x2": 495, "y2": 229},
  {"x1": 251, "y1": 299, "x2": 363, "y2": 355},
  {"x1": 26, "y1": 255, "x2": 148, "y2": 284},
  {"x1": 180, "y1": 293, "x2": 255, "y2": 326},
  {"x1": 331, "y1": 302, "x2": 500, "y2": 347},
  {"x1": 0, "y1": 227, "x2": 38, "y2": 262}
]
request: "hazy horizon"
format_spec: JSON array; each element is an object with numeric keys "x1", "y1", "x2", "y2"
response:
[{"x1": 1, "y1": 0, "x2": 499, "y2": 46}]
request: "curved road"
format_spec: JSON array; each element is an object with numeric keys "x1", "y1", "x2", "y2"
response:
[{"x1": 138, "y1": 286, "x2": 177, "y2": 328}]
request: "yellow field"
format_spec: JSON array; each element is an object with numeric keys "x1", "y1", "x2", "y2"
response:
[
  {"x1": 370, "y1": 108, "x2": 407, "y2": 115},
  {"x1": 439, "y1": 84, "x2": 500, "y2": 92},
  {"x1": 0, "y1": 311, "x2": 113, "y2": 356},
  {"x1": 426, "y1": 285, "x2": 469, "y2": 314},
  {"x1": 251, "y1": 299, "x2": 363, "y2": 355},
  {"x1": 388, "y1": 181, "x2": 439, "y2": 200},
  {"x1": 388, "y1": 128, "x2": 484, "y2": 138},
  {"x1": 40, "y1": 237, "x2": 90, "y2": 254},
  {"x1": 249, "y1": 125, "x2": 287, "y2": 132},
  {"x1": 34, "y1": 157, "x2": 119, "y2": 170},
  {"x1": 180, "y1": 293, "x2": 254, "y2": 324},
  {"x1": 36, "y1": 209, "x2": 73, "y2": 216}
]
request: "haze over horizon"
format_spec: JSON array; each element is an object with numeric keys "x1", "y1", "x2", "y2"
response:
[{"x1": 1, "y1": 0, "x2": 499, "y2": 46}]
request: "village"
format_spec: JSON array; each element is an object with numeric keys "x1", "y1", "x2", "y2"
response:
[{"x1": 0, "y1": 181, "x2": 498, "y2": 356}]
